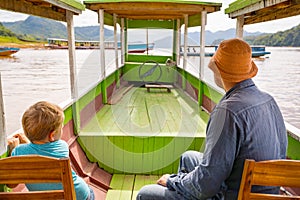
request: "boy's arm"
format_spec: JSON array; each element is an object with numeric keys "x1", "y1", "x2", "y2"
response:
[
  {"x1": 6, "y1": 133, "x2": 30, "y2": 188},
  {"x1": 7, "y1": 133, "x2": 30, "y2": 156},
  {"x1": 13, "y1": 133, "x2": 30, "y2": 144}
]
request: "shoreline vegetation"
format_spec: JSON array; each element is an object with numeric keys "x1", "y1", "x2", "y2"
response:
[{"x1": 0, "y1": 36, "x2": 46, "y2": 49}]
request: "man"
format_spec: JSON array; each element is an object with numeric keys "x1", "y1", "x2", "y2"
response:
[{"x1": 137, "y1": 38, "x2": 287, "y2": 199}]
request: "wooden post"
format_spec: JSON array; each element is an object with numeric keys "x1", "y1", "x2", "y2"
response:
[
  {"x1": 236, "y1": 15, "x2": 244, "y2": 39},
  {"x1": 121, "y1": 18, "x2": 125, "y2": 65},
  {"x1": 182, "y1": 14, "x2": 188, "y2": 90},
  {"x1": 113, "y1": 13, "x2": 120, "y2": 88},
  {"x1": 66, "y1": 10, "x2": 80, "y2": 134},
  {"x1": 121, "y1": 18, "x2": 125, "y2": 66},
  {"x1": 99, "y1": 9, "x2": 107, "y2": 104},
  {"x1": 176, "y1": 19, "x2": 181, "y2": 66},
  {"x1": 199, "y1": 11, "x2": 207, "y2": 106},
  {"x1": 0, "y1": 74, "x2": 6, "y2": 155},
  {"x1": 200, "y1": 11, "x2": 206, "y2": 80}
]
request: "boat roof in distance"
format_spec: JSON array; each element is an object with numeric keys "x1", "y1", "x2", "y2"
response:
[
  {"x1": 0, "y1": 0, "x2": 85, "y2": 22},
  {"x1": 84, "y1": 0, "x2": 222, "y2": 28},
  {"x1": 225, "y1": 0, "x2": 300, "y2": 25}
]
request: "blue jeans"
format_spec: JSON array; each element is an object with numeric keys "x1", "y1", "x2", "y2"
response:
[{"x1": 136, "y1": 151, "x2": 203, "y2": 200}]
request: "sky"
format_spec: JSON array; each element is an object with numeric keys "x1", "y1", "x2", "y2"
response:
[{"x1": 0, "y1": 0, "x2": 300, "y2": 33}]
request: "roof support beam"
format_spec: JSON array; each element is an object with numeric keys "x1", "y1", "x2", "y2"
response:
[
  {"x1": 66, "y1": 10, "x2": 80, "y2": 134},
  {"x1": 236, "y1": 15, "x2": 244, "y2": 39},
  {"x1": 199, "y1": 10, "x2": 206, "y2": 80},
  {"x1": 0, "y1": 0, "x2": 66, "y2": 21}
]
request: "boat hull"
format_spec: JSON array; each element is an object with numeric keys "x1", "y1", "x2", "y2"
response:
[
  {"x1": 0, "y1": 47, "x2": 20, "y2": 56},
  {"x1": 180, "y1": 46, "x2": 271, "y2": 57}
]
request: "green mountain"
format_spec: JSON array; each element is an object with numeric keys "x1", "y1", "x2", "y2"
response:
[
  {"x1": 0, "y1": 22, "x2": 17, "y2": 37},
  {"x1": 1, "y1": 15, "x2": 300, "y2": 47},
  {"x1": 3, "y1": 16, "x2": 67, "y2": 41},
  {"x1": 245, "y1": 23, "x2": 300, "y2": 47},
  {"x1": 2, "y1": 16, "x2": 114, "y2": 41}
]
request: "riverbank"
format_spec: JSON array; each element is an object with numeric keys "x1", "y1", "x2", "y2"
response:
[{"x1": 0, "y1": 42, "x2": 46, "y2": 49}]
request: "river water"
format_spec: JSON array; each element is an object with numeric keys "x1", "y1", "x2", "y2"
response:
[{"x1": 0, "y1": 47, "x2": 299, "y2": 135}]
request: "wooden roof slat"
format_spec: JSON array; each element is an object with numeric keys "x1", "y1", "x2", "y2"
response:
[
  {"x1": 85, "y1": 2, "x2": 220, "y2": 20},
  {"x1": 84, "y1": 1, "x2": 221, "y2": 26},
  {"x1": 226, "y1": 0, "x2": 300, "y2": 25},
  {"x1": 87, "y1": 2, "x2": 217, "y2": 13},
  {"x1": 244, "y1": 3, "x2": 300, "y2": 24},
  {"x1": 0, "y1": 0, "x2": 85, "y2": 22}
]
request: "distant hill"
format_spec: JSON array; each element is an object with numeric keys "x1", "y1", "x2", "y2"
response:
[
  {"x1": 245, "y1": 23, "x2": 300, "y2": 46},
  {"x1": 2, "y1": 16, "x2": 113, "y2": 41},
  {"x1": 0, "y1": 22, "x2": 17, "y2": 37},
  {"x1": 75, "y1": 26, "x2": 114, "y2": 41},
  {"x1": 3, "y1": 16, "x2": 67, "y2": 41},
  {"x1": 154, "y1": 29, "x2": 264, "y2": 48},
  {"x1": 1, "y1": 16, "x2": 300, "y2": 47}
]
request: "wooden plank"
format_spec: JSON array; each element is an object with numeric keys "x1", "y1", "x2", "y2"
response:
[
  {"x1": 106, "y1": 190, "x2": 121, "y2": 200},
  {"x1": 145, "y1": 84, "x2": 173, "y2": 93},
  {"x1": 120, "y1": 175, "x2": 135, "y2": 200},
  {"x1": 132, "y1": 175, "x2": 160, "y2": 200},
  {"x1": 106, "y1": 174, "x2": 135, "y2": 200}
]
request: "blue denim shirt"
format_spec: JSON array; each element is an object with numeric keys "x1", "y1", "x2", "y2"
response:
[{"x1": 167, "y1": 79, "x2": 287, "y2": 199}]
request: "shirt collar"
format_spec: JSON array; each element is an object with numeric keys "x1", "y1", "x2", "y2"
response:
[{"x1": 225, "y1": 79, "x2": 255, "y2": 98}]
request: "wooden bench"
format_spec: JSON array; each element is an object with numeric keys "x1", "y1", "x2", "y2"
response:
[
  {"x1": 145, "y1": 84, "x2": 173, "y2": 93},
  {"x1": 0, "y1": 155, "x2": 76, "y2": 200},
  {"x1": 238, "y1": 159, "x2": 300, "y2": 200}
]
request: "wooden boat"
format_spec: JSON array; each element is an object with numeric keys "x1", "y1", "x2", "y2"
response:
[
  {"x1": 47, "y1": 38, "x2": 155, "y2": 53},
  {"x1": 180, "y1": 45, "x2": 271, "y2": 57},
  {"x1": 0, "y1": 47, "x2": 20, "y2": 56},
  {"x1": 0, "y1": 0, "x2": 300, "y2": 199}
]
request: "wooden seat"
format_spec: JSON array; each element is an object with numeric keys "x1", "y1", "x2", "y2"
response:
[
  {"x1": 238, "y1": 159, "x2": 300, "y2": 200},
  {"x1": 145, "y1": 84, "x2": 173, "y2": 92},
  {"x1": 0, "y1": 155, "x2": 76, "y2": 200}
]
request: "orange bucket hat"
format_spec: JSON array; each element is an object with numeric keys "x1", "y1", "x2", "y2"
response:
[{"x1": 212, "y1": 38, "x2": 258, "y2": 83}]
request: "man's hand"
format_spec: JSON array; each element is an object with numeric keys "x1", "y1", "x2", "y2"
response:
[{"x1": 157, "y1": 174, "x2": 170, "y2": 187}]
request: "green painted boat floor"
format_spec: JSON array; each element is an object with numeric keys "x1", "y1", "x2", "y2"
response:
[
  {"x1": 81, "y1": 87, "x2": 209, "y2": 137},
  {"x1": 105, "y1": 174, "x2": 160, "y2": 200}
]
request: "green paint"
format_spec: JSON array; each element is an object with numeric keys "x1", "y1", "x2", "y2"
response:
[
  {"x1": 202, "y1": 82, "x2": 223, "y2": 104},
  {"x1": 122, "y1": 63, "x2": 176, "y2": 83},
  {"x1": 63, "y1": 104, "x2": 73, "y2": 125},
  {"x1": 79, "y1": 87, "x2": 207, "y2": 174},
  {"x1": 287, "y1": 136, "x2": 300, "y2": 160},
  {"x1": 127, "y1": 20, "x2": 174, "y2": 29},
  {"x1": 127, "y1": 55, "x2": 171, "y2": 63},
  {"x1": 225, "y1": 0, "x2": 261, "y2": 14},
  {"x1": 60, "y1": 0, "x2": 85, "y2": 11},
  {"x1": 102, "y1": 80, "x2": 108, "y2": 104},
  {"x1": 78, "y1": 84, "x2": 102, "y2": 111},
  {"x1": 72, "y1": 102, "x2": 80, "y2": 135}
]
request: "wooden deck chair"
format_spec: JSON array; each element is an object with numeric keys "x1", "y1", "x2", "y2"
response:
[
  {"x1": 0, "y1": 155, "x2": 76, "y2": 200},
  {"x1": 238, "y1": 159, "x2": 300, "y2": 200}
]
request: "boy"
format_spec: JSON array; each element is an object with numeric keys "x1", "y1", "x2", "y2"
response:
[{"x1": 9, "y1": 101, "x2": 94, "y2": 200}]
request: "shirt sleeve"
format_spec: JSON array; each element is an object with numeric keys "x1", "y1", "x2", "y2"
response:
[{"x1": 167, "y1": 107, "x2": 240, "y2": 199}]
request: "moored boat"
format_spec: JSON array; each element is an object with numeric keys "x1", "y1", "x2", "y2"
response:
[
  {"x1": 46, "y1": 38, "x2": 154, "y2": 53},
  {"x1": 180, "y1": 45, "x2": 271, "y2": 57},
  {"x1": 0, "y1": 47, "x2": 20, "y2": 56}
]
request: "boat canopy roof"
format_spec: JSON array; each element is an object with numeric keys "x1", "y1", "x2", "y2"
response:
[
  {"x1": 84, "y1": 0, "x2": 222, "y2": 28},
  {"x1": 0, "y1": 0, "x2": 85, "y2": 22},
  {"x1": 225, "y1": 0, "x2": 300, "y2": 25}
]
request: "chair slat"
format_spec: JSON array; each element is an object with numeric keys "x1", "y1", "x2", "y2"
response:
[
  {"x1": 238, "y1": 159, "x2": 300, "y2": 200},
  {"x1": 0, "y1": 155, "x2": 76, "y2": 200}
]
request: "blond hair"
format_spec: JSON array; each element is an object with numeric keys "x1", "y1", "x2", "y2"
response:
[{"x1": 22, "y1": 101, "x2": 64, "y2": 142}]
